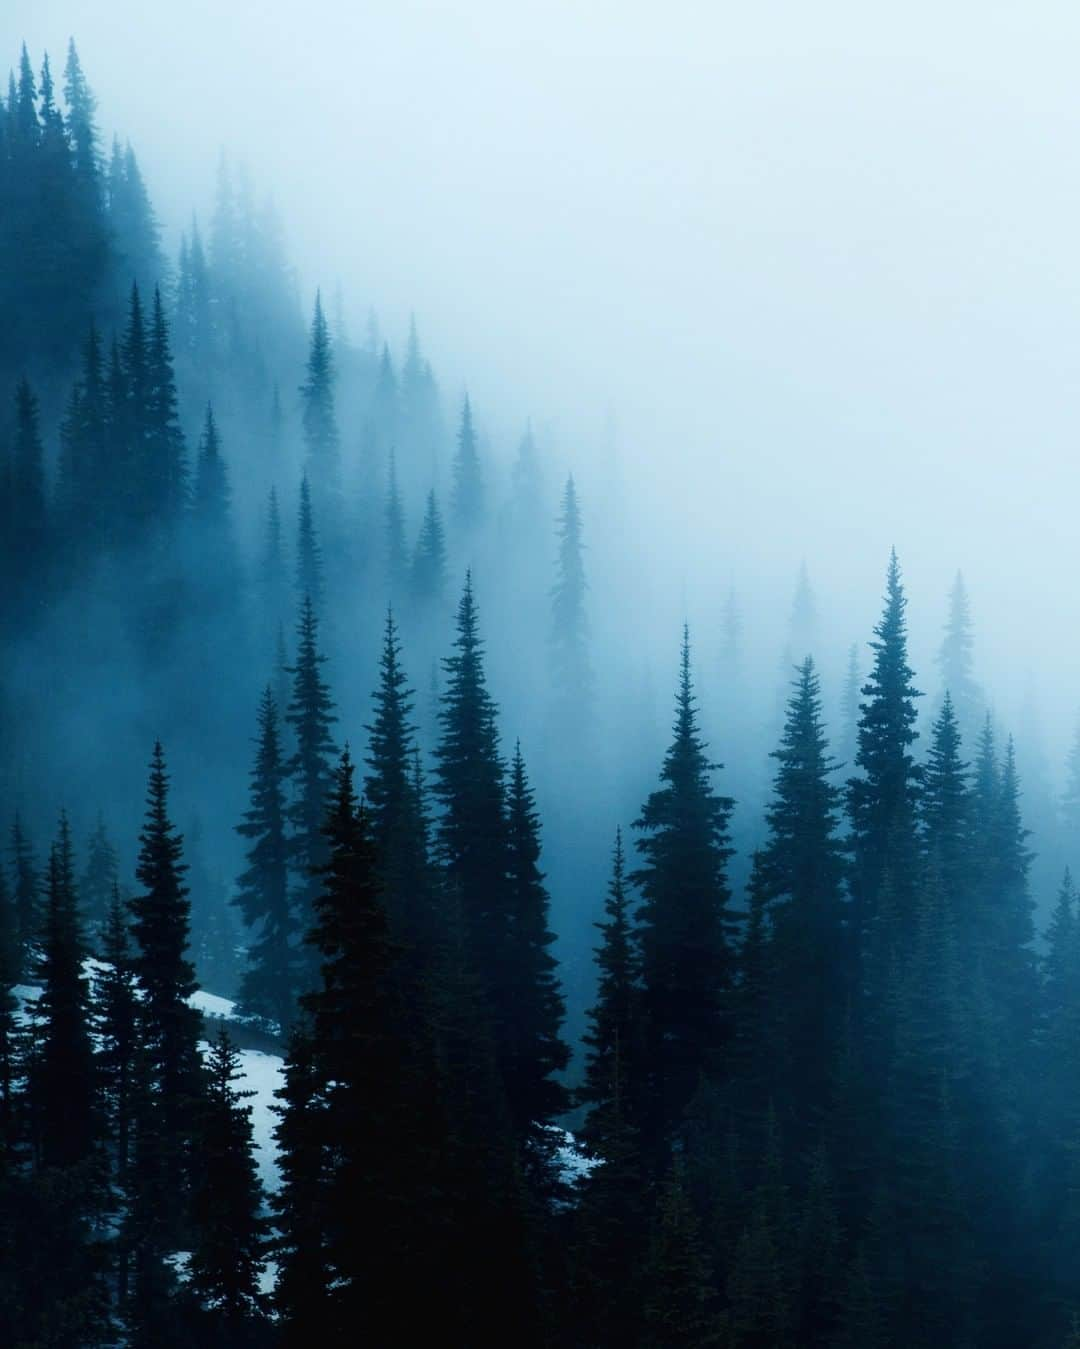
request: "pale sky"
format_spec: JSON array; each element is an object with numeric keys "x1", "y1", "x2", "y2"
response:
[{"x1": 9, "y1": 0, "x2": 1080, "y2": 745}]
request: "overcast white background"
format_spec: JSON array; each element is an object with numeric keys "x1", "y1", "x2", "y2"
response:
[{"x1": 9, "y1": 0, "x2": 1080, "y2": 752}]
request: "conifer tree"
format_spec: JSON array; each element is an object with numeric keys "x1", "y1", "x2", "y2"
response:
[
  {"x1": 275, "y1": 749, "x2": 439, "y2": 1342},
  {"x1": 299, "y1": 291, "x2": 340, "y2": 515},
  {"x1": 847, "y1": 550, "x2": 923, "y2": 972},
  {"x1": 411, "y1": 488, "x2": 447, "y2": 611},
  {"x1": 633, "y1": 626, "x2": 736, "y2": 1156},
  {"x1": 32, "y1": 814, "x2": 96, "y2": 1171},
  {"x1": 383, "y1": 450, "x2": 409, "y2": 600},
  {"x1": 451, "y1": 394, "x2": 483, "y2": 532},
  {"x1": 921, "y1": 693, "x2": 973, "y2": 927},
  {"x1": 1063, "y1": 718, "x2": 1080, "y2": 845},
  {"x1": 80, "y1": 813, "x2": 118, "y2": 954},
  {"x1": 784, "y1": 561, "x2": 819, "y2": 665},
  {"x1": 937, "y1": 571, "x2": 982, "y2": 740},
  {"x1": 10, "y1": 813, "x2": 39, "y2": 977},
  {"x1": 0, "y1": 861, "x2": 16, "y2": 1162},
  {"x1": 758, "y1": 657, "x2": 847, "y2": 1129},
  {"x1": 234, "y1": 686, "x2": 295, "y2": 1032},
  {"x1": 295, "y1": 475, "x2": 323, "y2": 618},
  {"x1": 192, "y1": 403, "x2": 229, "y2": 530},
  {"x1": 580, "y1": 828, "x2": 642, "y2": 1153},
  {"x1": 57, "y1": 321, "x2": 109, "y2": 561},
  {"x1": 10, "y1": 377, "x2": 47, "y2": 595},
  {"x1": 187, "y1": 1026, "x2": 266, "y2": 1335},
  {"x1": 94, "y1": 888, "x2": 139, "y2": 1203},
  {"x1": 107, "y1": 139, "x2": 164, "y2": 295},
  {"x1": 641, "y1": 1160, "x2": 717, "y2": 1348},
  {"x1": 363, "y1": 610, "x2": 433, "y2": 957},
  {"x1": 146, "y1": 284, "x2": 187, "y2": 524},
  {"x1": 433, "y1": 573, "x2": 508, "y2": 975},
  {"x1": 260, "y1": 485, "x2": 288, "y2": 639},
  {"x1": 285, "y1": 596, "x2": 337, "y2": 984},
  {"x1": 129, "y1": 742, "x2": 203, "y2": 1211},
  {"x1": 550, "y1": 473, "x2": 593, "y2": 726},
  {"x1": 501, "y1": 742, "x2": 570, "y2": 1164}
]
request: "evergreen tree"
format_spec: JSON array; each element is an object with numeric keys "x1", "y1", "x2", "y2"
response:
[
  {"x1": 363, "y1": 610, "x2": 434, "y2": 956},
  {"x1": 550, "y1": 473, "x2": 593, "y2": 726},
  {"x1": 580, "y1": 828, "x2": 642, "y2": 1154},
  {"x1": 299, "y1": 290, "x2": 340, "y2": 516},
  {"x1": 937, "y1": 570, "x2": 983, "y2": 740},
  {"x1": 847, "y1": 550, "x2": 923, "y2": 974},
  {"x1": 146, "y1": 284, "x2": 187, "y2": 524},
  {"x1": 187, "y1": 1026, "x2": 266, "y2": 1337},
  {"x1": 295, "y1": 475, "x2": 323, "y2": 618},
  {"x1": 234, "y1": 686, "x2": 295, "y2": 1032},
  {"x1": 275, "y1": 749, "x2": 441, "y2": 1342},
  {"x1": 921, "y1": 693, "x2": 973, "y2": 927},
  {"x1": 0, "y1": 859, "x2": 16, "y2": 1151},
  {"x1": 9, "y1": 376, "x2": 48, "y2": 599},
  {"x1": 94, "y1": 888, "x2": 139, "y2": 1208},
  {"x1": 10, "y1": 813, "x2": 39, "y2": 977},
  {"x1": 107, "y1": 138, "x2": 164, "y2": 295},
  {"x1": 641, "y1": 1160, "x2": 717, "y2": 1347},
  {"x1": 80, "y1": 813, "x2": 118, "y2": 953},
  {"x1": 501, "y1": 742, "x2": 570, "y2": 1165},
  {"x1": 32, "y1": 814, "x2": 96, "y2": 1171},
  {"x1": 285, "y1": 596, "x2": 337, "y2": 985},
  {"x1": 260, "y1": 485, "x2": 288, "y2": 640},
  {"x1": 433, "y1": 573, "x2": 508, "y2": 978},
  {"x1": 758, "y1": 657, "x2": 847, "y2": 1130},
  {"x1": 633, "y1": 626, "x2": 736, "y2": 1157},
  {"x1": 383, "y1": 450, "x2": 409, "y2": 600},
  {"x1": 411, "y1": 488, "x2": 447, "y2": 611},
  {"x1": 129, "y1": 742, "x2": 203, "y2": 1215},
  {"x1": 784, "y1": 561, "x2": 819, "y2": 665},
  {"x1": 192, "y1": 403, "x2": 229, "y2": 531},
  {"x1": 451, "y1": 394, "x2": 483, "y2": 532}
]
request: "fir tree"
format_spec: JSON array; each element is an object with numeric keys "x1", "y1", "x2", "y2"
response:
[
  {"x1": 94, "y1": 888, "x2": 139, "y2": 1204},
  {"x1": 433, "y1": 573, "x2": 508, "y2": 977},
  {"x1": 641, "y1": 1160, "x2": 717, "y2": 1348},
  {"x1": 187, "y1": 1026, "x2": 266, "y2": 1335},
  {"x1": 580, "y1": 828, "x2": 642, "y2": 1155},
  {"x1": 921, "y1": 693, "x2": 973, "y2": 928},
  {"x1": 10, "y1": 376, "x2": 48, "y2": 595},
  {"x1": 363, "y1": 610, "x2": 434, "y2": 956},
  {"x1": 847, "y1": 550, "x2": 923, "y2": 973},
  {"x1": 275, "y1": 749, "x2": 441, "y2": 1342},
  {"x1": 633, "y1": 626, "x2": 736, "y2": 1157},
  {"x1": 299, "y1": 290, "x2": 340, "y2": 516},
  {"x1": 501, "y1": 742, "x2": 570, "y2": 1166},
  {"x1": 234, "y1": 686, "x2": 295, "y2": 1032},
  {"x1": 451, "y1": 394, "x2": 483, "y2": 532},
  {"x1": 550, "y1": 473, "x2": 593, "y2": 727},
  {"x1": 411, "y1": 488, "x2": 447, "y2": 611},
  {"x1": 758, "y1": 657, "x2": 847, "y2": 1130},
  {"x1": 937, "y1": 570, "x2": 982, "y2": 739},
  {"x1": 285, "y1": 596, "x2": 337, "y2": 985},
  {"x1": 260, "y1": 485, "x2": 288, "y2": 640},
  {"x1": 146, "y1": 284, "x2": 187, "y2": 524},
  {"x1": 10, "y1": 813, "x2": 39, "y2": 977},
  {"x1": 383, "y1": 450, "x2": 409, "y2": 600},
  {"x1": 80, "y1": 813, "x2": 118, "y2": 953},
  {"x1": 129, "y1": 742, "x2": 203, "y2": 1214},
  {"x1": 32, "y1": 814, "x2": 96, "y2": 1171},
  {"x1": 295, "y1": 475, "x2": 323, "y2": 618}
]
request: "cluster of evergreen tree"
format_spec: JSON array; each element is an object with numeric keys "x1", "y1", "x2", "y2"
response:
[{"x1": 11, "y1": 34, "x2": 1080, "y2": 1349}]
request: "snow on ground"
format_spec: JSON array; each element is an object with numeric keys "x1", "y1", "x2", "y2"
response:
[
  {"x1": 235, "y1": 1048, "x2": 284, "y2": 1192},
  {"x1": 189, "y1": 989, "x2": 237, "y2": 1021}
]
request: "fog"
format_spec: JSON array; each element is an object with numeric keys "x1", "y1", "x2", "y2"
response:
[
  {"x1": 8, "y1": 3, "x2": 1080, "y2": 930},
  {"x1": 14, "y1": 0, "x2": 1080, "y2": 738}
]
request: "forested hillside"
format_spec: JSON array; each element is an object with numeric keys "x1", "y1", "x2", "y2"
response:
[{"x1": 5, "y1": 38, "x2": 1080, "y2": 1349}]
